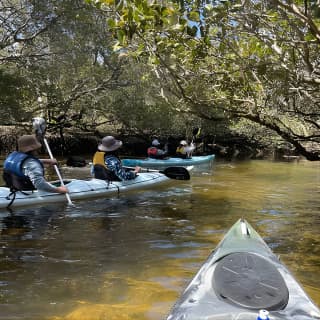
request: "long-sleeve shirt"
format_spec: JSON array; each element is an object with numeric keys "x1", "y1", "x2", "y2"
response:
[
  {"x1": 22, "y1": 158, "x2": 59, "y2": 192},
  {"x1": 105, "y1": 155, "x2": 136, "y2": 180}
]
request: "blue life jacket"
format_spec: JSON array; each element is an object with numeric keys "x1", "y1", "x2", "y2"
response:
[{"x1": 3, "y1": 151, "x2": 44, "y2": 191}]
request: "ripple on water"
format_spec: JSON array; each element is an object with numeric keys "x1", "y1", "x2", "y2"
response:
[{"x1": 1, "y1": 160, "x2": 320, "y2": 318}]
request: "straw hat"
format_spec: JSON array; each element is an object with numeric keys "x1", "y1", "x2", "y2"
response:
[
  {"x1": 98, "y1": 136, "x2": 123, "y2": 152},
  {"x1": 18, "y1": 135, "x2": 42, "y2": 153}
]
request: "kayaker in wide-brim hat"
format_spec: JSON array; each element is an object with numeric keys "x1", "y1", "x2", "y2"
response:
[
  {"x1": 92, "y1": 135, "x2": 140, "y2": 181},
  {"x1": 3, "y1": 135, "x2": 68, "y2": 194},
  {"x1": 18, "y1": 135, "x2": 42, "y2": 153},
  {"x1": 98, "y1": 135, "x2": 123, "y2": 152}
]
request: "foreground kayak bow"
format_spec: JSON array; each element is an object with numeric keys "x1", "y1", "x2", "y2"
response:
[{"x1": 167, "y1": 218, "x2": 320, "y2": 320}]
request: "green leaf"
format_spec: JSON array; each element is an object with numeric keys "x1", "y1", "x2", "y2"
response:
[
  {"x1": 112, "y1": 41, "x2": 123, "y2": 51},
  {"x1": 107, "y1": 18, "x2": 116, "y2": 28},
  {"x1": 117, "y1": 29, "x2": 127, "y2": 45},
  {"x1": 188, "y1": 11, "x2": 200, "y2": 22}
]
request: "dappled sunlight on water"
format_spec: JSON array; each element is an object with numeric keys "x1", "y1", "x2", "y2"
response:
[
  {"x1": 50, "y1": 277, "x2": 175, "y2": 320},
  {"x1": 49, "y1": 260, "x2": 196, "y2": 320},
  {"x1": 0, "y1": 159, "x2": 319, "y2": 319}
]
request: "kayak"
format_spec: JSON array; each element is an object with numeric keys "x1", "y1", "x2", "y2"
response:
[
  {"x1": 122, "y1": 154, "x2": 215, "y2": 169},
  {"x1": 166, "y1": 218, "x2": 320, "y2": 320},
  {"x1": 0, "y1": 172, "x2": 170, "y2": 209}
]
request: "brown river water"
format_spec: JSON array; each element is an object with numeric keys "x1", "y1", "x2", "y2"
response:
[{"x1": 0, "y1": 159, "x2": 319, "y2": 319}]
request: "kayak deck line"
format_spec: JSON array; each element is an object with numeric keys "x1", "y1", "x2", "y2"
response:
[
  {"x1": 0, "y1": 171, "x2": 172, "y2": 209},
  {"x1": 166, "y1": 218, "x2": 320, "y2": 320}
]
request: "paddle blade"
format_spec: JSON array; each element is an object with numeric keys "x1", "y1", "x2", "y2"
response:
[
  {"x1": 32, "y1": 117, "x2": 47, "y2": 136},
  {"x1": 161, "y1": 166, "x2": 190, "y2": 180}
]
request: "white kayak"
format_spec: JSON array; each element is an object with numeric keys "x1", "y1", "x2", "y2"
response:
[{"x1": 0, "y1": 172, "x2": 170, "y2": 209}]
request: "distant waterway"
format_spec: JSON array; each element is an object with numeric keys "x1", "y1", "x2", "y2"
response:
[{"x1": 0, "y1": 159, "x2": 319, "y2": 320}]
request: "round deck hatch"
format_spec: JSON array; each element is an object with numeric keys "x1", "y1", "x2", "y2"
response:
[{"x1": 213, "y1": 252, "x2": 289, "y2": 310}]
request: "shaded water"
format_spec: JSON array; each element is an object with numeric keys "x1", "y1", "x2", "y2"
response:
[{"x1": 0, "y1": 159, "x2": 319, "y2": 319}]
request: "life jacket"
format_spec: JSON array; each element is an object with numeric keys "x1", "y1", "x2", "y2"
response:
[
  {"x1": 3, "y1": 151, "x2": 43, "y2": 191},
  {"x1": 176, "y1": 146, "x2": 188, "y2": 159},
  {"x1": 176, "y1": 146, "x2": 186, "y2": 154},
  {"x1": 147, "y1": 147, "x2": 158, "y2": 157},
  {"x1": 92, "y1": 151, "x2": 121, "y2": 181},
  {"x1": 147, "y1": 147, "x2": 167, "y2": 159}
]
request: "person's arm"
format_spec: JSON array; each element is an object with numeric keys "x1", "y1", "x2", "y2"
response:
[
  {"x1": 40, "y1": 158, "x2": 58, "y2": 166},
  {"x1": 157, "y1": 148, "x2": 167, "y2": 156},
  {"x1": 185, "y1": 143, "x2": 195, "y2": 153},
  {"x1": 23, "y1": 158, "x2": 68, "y2": 193},
  {"x1": 180, "y1": 147, "x2": 187, "y2": 155},
  {"x1": 106, "y1": 157, "x2": 140, "y2": 180}
]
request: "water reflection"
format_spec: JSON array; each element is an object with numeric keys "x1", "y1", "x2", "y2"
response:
[{"x1": 0, "y1": 160, "x2": 319, "y2": 319}]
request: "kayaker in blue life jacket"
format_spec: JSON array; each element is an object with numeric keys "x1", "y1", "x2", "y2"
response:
[
  {"x1": 92, "y1": 136, "x2": 141, "y2": 181},
  {"x1": 3, "y1": 135, "x2": 68, "y2": 194},
  {"x1": 147, "y1": 139, "x2": 168, "y2": 159}
]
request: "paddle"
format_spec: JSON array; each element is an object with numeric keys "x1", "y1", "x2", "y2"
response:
[
  {"x1": 188, "y1": 127, "x2": 201, "y2": 158},
  {"x1": 32, "y1": 117, "x2": 74, "y2": 206},
  {"x1": 124, "y1": 166, "x2": 191, "y2": 180}
]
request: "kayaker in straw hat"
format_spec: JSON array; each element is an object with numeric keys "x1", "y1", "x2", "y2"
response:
[
  {"x1": 3, "y1": 135, "x2": 68, "y2": 194},
  {"x1": 92, "y1": 135, "x2": 141, "y2": 181}
]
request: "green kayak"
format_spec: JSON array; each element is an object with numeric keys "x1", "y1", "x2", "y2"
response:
[{"x1": 166, "y1": 218, "x2": 320, "y2": 320}]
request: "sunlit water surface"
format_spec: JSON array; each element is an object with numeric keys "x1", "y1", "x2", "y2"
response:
[{"x1": 0, "y1": 159, "x2": 319, "y2": 319}]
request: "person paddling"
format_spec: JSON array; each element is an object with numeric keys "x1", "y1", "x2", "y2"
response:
[
  {"x1": 147, "y1": 139, "x2": 168, "y2": 159},
  {"x1": 176, "y1": 140, "x2": 195, "y2": 159},
  {"x1": 3, "y1": 135, "x2": 68, "y2": 194},
  {"x1": 92, "y1": 135, "x2": 141, "y2": 181}
]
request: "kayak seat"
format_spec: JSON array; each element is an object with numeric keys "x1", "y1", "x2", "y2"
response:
[
  {"x1": 3, "y1": 169, "x2": 35, "y2": 192},
  {"x1": 93, "y1": 164, "x2": 121, "y2": 182},
  {"x1": 213, "y1": 252, "x2": 289, "y2": 311},
  {"x1": 3, "y1": 169, "x2": 36, "y2": 208}
]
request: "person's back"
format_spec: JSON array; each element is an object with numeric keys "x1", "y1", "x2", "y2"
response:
[
  {"x1": 147, "y1": 139, "x2": 167, "y2": 159},
  {"x1": 3, "y1": 151, "x2": 38, "y2": 191},
  {"x1": 3, "y1": 135, "x2": 68, "y2": 194},
  {"x1": 92, "y1": 136, "x2": 140, "y2": 181},
  {"x1": 176, "y1": 140, "x2": 195, "y2": 159}
]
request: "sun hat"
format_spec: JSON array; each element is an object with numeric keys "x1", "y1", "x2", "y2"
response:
[
  {"x1": 18, "y1": 135, "x2": 42, "y2": 153},
  {"x1": 152, "y1": 139, "x2": 161, "y2": 146},
  {"x1": 98, "y1": 136, "x2": 123, "y2": 152},
  {"x1": 180, "y1": 140, "x2": 188, "y2": 146}
]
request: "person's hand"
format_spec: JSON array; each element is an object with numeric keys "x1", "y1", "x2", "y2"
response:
[
  {"x1": 49, "y1": 158, "x2": 58, "y2": 166},
  {"x1": 134, "y1": 166, "x2": 141, "y2": 174},
  {"x1": 41, "y1": 158, "x2": 58, "y2": 166},
  {"x1": 56, "y1": 186, "x2": 69, "y2": 194}
]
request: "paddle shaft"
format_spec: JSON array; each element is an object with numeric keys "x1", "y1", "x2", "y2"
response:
[
  {"x1": 124, "y1": 166, "x2": 158, "y2": 173},
  {"x1": 42, "y1": 137, "x2": 73, "y2": 205},
  {"x1": 123, "y1": 165, "x2": 190, "y2": 180}
]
